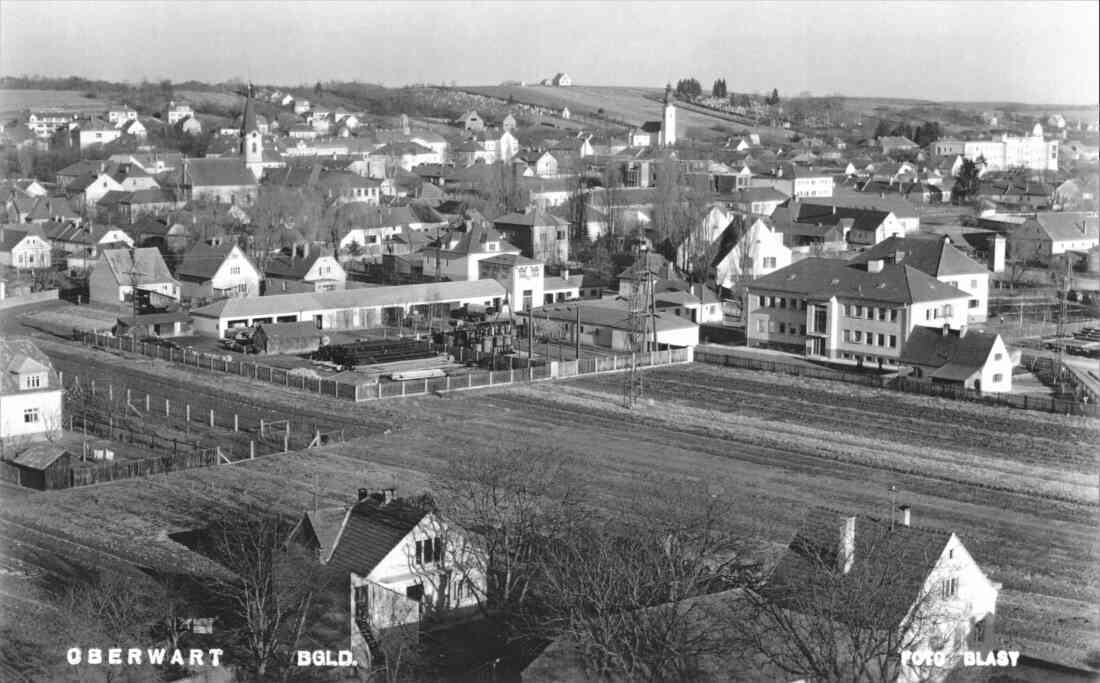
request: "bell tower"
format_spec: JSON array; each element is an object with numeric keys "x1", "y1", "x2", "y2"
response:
[
  {"x1": 661, "y1": 83, "x2": 676, "y2": 147},
  {"x1": 241, "y1": 84, "x2": 263, "y2": 180}
]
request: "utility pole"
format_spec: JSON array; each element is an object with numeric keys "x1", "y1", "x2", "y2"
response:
[
  {"x1": 125, "y1": 246, "x2": 146, "y2": 323},
  {"x1": 624, "y1": 238, "x2": 648, "y2": 407}
]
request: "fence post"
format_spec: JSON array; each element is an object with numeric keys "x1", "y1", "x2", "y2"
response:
[
  {"x1": 209, "y1": 409, "x2": 215, "y2": 428},
  {"x1": 145, "y1": 394, "x2": 150, "y2": 411},
  {"x1": 510, "y1": 368, "x2": 515, "y2": 383},
  {"x1": 401, "y1": 381, "x2": 406, "y2": 397},
  {"x1": 489, "y1": 370, "x2": 494, "y2": 386},
  {"x1": 250, "y1": 441, "x2": 255, "y2": 459},
  {"x1": 377, "y1": 383, "x2": 382, "y2": 399},
  {"x1": 126, "y1": 388, "x2": 131, "y2": 404},
  {"x1": 424, "y1": 378, "x2": 429, "y2": 395},
  {"x1": 468, "y1": 373, "x2": 473, "y2": 389},
  {"x1": 234, "y1": 414, "x2": 239, "y2": 432},
  {"x1": 165, "y1": 399, "x2": 170, "y2": 416},
  {"x1": 186, "y1": 404, "x2": 190, "y2": 424},
  {"x1": 108, "y1": 384, "x2": 113, "y2": 401},
  {"x1": 446, "y1": 376, "x2": 451, "y2": 392},
  {"x1": 283, "y1": 434, "x2": 289, "y2": 453}
]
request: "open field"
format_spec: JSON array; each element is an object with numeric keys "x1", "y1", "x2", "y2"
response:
[
  {"x1": 0, "y1": 89, "x2": 110, "y2": 117},
  {"x1": 464, "y1": 84, "x2": 790, "y2": 139},
  {"x1": 0, "y1": 354, "x2": 1095, "y2": 669}
]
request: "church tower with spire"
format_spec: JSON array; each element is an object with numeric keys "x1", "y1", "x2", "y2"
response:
[
  {"x1": 241, "y1": 85, "x2": 264, "y2": 180},
  {"x1": 660, "y1": 83, "x2": 676, "y2": 147}
]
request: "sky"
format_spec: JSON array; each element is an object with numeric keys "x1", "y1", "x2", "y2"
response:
[{"x1": 1, "y1": 0, "x2": 1098, "y2": 105}]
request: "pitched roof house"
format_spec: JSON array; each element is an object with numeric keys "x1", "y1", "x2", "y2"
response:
[
  {"x1": 88, "y1": 247, "x2": 180, "y2": 305},
  {"x1": 0, "y1": 338, "x2": 63, "y2": 445},
  {"x1": 264, "y1": 245, "x2": 347, "y2": 294},
  {"x1": 287, "y1": 489, "x2": 486, "y2": 669},
  {"x1": 899, "y1": 326, "x2": 1014, "y2": 392},
  {"x1": 174, "y1": 240, "x2": 262, "y2": 302}
]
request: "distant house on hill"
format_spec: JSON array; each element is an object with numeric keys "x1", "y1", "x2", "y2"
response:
[
  {"x1": 551, "y1": 72, "x2": 572, "y2": 87},
  {"x1": 461, "y1": 110, "x2": 485, "y2": 133}
]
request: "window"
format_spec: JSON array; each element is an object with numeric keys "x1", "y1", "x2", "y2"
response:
[
  {"x1": 24, "y1": 408, "x2": 40, "y2": 423},
  {"x1": 993, "y1": 373, "x2": 1004, "y2": 382},
  {"x1": 888, "y1": 335, "x2": 897, "y2": 348},
  {"x1": 854, "y1": 330, "x2": 863, "y2": 343},
  {"x1": 877, "y1": 308, "x2": 887, "y2": 321},
  {"x1": 758, "y1": 295, "x2": 767, "y2": 308},
  {"x1": 778, "y1": 322, "x2": 786, "y2": 334},
  {"x1": 415, "y1": 538, "x2": 444, "y2": 565},
  {"x1": 763, "y1": 256, "x2": 777, "y2": 268},
  {"x1": 779, "y1": 297, "x2": 787, "y2": 309},
  {"x1": 855, "y1": 305, "x2": 863, "y2": 318},
  {"x1": 756, "y1": 319, "x2": 766, "y2": 333},
  {"x1": 941, "y1": 577, "x2": 959, "y2": 599},
  {"x1": 768, "y1": 321, "x2": 777, "y2": 333},
  {"x1": 843, "y1": 330, "x2": 851, "y2": 343},
  {"x1": 971, "y1": 279, "x2": 978, "y2": 289},
  {"x1": 994, "y1": 353, "x2": 1003, "y2": 361},
  {"x1": 889, "y1": 309, "x2": 898, "y2": 322},
  {"x1": 867, "y1": 334, "x2": 875, "y2": 346},
  {"x1": 799, "y1": 324, "x2": 806, "y2": 335},
  {"x1": 969, "y1": 299, "x2": 979, "y2": 309},
  {"x1": 22, "y1": 373, "x2": 43, "y2": 389},
  {"x1": 229, "y1": 265, "x2": 241, "y2": 275},
  {"x1": 926, "y1": 309, "x2": 934, "y2": 321}
]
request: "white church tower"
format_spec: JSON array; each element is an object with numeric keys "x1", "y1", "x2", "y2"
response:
[
  {"x1": 660, "y1": 83, "x2": 677, "y2": 147},
  {"x1": 241, "y1": 86, "x2": 264, "y2": 181}
]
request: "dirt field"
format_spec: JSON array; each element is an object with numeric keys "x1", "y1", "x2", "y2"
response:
[
  {"x1": 0, "y1": 358, "x2": 1095, "y2": 669},
  {"x1": 0, "y1": 89, "x2": 110, "y2": 117}
]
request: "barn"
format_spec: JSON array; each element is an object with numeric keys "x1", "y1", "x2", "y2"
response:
[
  {"x1": 6, "y1": 444, "x2": 72, "y2": 490},
  {"x1": 252, "y1": 321, "x2": 325, "y2": 355}
]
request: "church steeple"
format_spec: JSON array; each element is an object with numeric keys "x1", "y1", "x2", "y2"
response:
[{"x1": 241, "y1": 84, "x2": 263, "y2": 180}]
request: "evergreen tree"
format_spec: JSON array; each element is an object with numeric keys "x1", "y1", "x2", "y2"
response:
[{"x1": 712, "y1": 78, "x2": 727, "y2": 99}]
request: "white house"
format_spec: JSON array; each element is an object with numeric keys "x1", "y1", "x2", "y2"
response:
[
  {"x1": 107, "y1": 106, "x2": 138, "y2": 126},
  {"x1": 0, "y1": 226, "x2": 52, "y2": 270},
  {"x1": 769, "y1": 507, "x2": 1001, "y2": 683},
  {"x1": 166, "y1": 101, "x2": 195, "y2": 125},
  {"x1": 0, "y1": 339, "x2": 64, "y2": 444},
  {"x1": 264, "y1": 246, "x2": 347, "y2": 294},
  {"x1": 713, "y1": 217, "x2": 793, "y2": 291},
  {"x1": 77, "y1": 118, "x2": 123, "y2": 149},
  {"x1": 288, "y1": 490, "x2": 486, "y2": 671},
  {"x1": 420, "y1": 222, "x2": 522, "y2": 282},
  {"x1": 1008, "y1": 212, "x2": 1098, "y2": 265},
  {"x1": 88, "y1": 247, "x2": 180, "y2": 306},
  {"x1": 174, "y1": 240, "x2": 262, "y2": 302},
  {"x1": 899, "y1": 327, "x2": 1014, "y2": 393}
]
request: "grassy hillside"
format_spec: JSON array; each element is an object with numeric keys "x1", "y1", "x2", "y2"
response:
[{"x1": 0, "y1": 89, "x2": 110, "y2": 118}]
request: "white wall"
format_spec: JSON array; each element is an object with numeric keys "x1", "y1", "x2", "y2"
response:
[
  {"x1": 937, "y1": 272, "x2": 989, "y2": 323},
  {"x1": 0, "y1": 390, "x2": 63, "y2": 440}
]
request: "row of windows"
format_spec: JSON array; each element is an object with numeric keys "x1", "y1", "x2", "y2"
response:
[
  {"x1": 925, "y1": 306, "x2": 954, "y2": 321},
  {"x1": 840, "y1": 353, "x2": 897, "y2": 367},
  {"x1": 415, "y1": 537, "x2": 444, "y2": 565},
  {"x1": 944, "y1": 279, "x2": 980, "y2": 290},
  {"x1": 843, "y1": 304, "x2": 899, "y2": 322},
  {"x1": 24, "y1": 408, "x2": 39, "y2": 423},
  {"x1": 842, "y1": 330, "x2": 898, "y2": 348},
  {"x1": 756, "y1": 320, "x2": 807, "y2": 335},
  {"x1": 757, "y1": 295, "x2": 807, "y2": 310}
]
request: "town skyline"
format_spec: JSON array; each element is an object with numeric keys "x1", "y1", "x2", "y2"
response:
[{"x1": 1, "y1": 0, "x2": 1098, "y2": 107}]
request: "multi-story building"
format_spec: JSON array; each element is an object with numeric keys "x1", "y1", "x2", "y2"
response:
[
  {"x1": 745, "y1": 258, "x2": 971, "y2": 367},
  {"x1": 849, "y1": 234, "x2": 991, "y2": 323},
  {"x1": 932, "y1": 127, "x2": 1059, "y2": 172}
]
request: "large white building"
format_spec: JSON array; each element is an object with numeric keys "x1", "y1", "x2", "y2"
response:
[{"x1": 933, "y1": 125, "x2": 1059, "y2": 172}]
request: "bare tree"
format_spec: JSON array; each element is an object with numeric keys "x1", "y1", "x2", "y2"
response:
[
  {"x1": 432, "y1": 443, "x2": 583, "y2": 629},
  {"x1": 527, "y1": 485, "x2": 757, "y2": 682},
  {"x1": 199, "y1": 509, "x2": 332, "y2": 681}
]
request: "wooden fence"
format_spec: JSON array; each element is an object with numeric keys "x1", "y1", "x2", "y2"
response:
[
  {"x1": 69, "y1": 449, "x2": 221, "y2": 487},
  {"x1": 694, "y1": 347, "x2": 1100, "y2": 418},
  {"x1": 80, "y1": 331, "x2": 694, "y2": 402}
]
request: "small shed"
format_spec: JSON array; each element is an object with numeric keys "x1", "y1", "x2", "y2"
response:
[
  {"x1": 114, "y1": 311, "x2": 193, "y2": 338},
  {"x1": 7, "y1": 444, "x2": 72, "y2": 490},
  {"x1": 252, "y1": 321, "x2": 324, "y2": 355}
]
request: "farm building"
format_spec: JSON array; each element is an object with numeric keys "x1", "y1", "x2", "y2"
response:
[
  {"x1": 899, "y1": 326, "x2": 1015, "y2": 393},
  {"x1": 529, "y1": 300, "x2": 699, "y2": 351},
  {"x1": 3, "y1": 444, "x2": 72, "y2": 490},
  {"x1": 190, "y1": 279, "x2": 508, "y2": 338},
  {"x1": 252, "y1": 321, "x2": 325, "y2": 355},
  {"x1": 0, "y1": 338, "x2": 63, "y2": 445}
]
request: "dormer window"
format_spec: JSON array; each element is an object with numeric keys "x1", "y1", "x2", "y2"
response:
[{"x1": 22, "y1": 373, "x2": 44, "y2": 389}]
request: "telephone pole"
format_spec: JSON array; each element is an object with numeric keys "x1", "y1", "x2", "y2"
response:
[
  {"x1": 624, "y1": 237, "x2": 649, "y2": 408},
  {"x1": 125, "y1": 247, "x2": 147, "y2": 322}
]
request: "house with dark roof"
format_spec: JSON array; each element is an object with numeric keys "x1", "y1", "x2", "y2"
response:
[
  {"x1": 772, "y1": 198, "x2": 909, "y2": 248},
  {"x1": 264, "y1": 244, "x2": 346, "y2": 294},
  {"x1": 88, "y1": 247, "x2": 180, "y2": 306},
  {"x1": 0, "y1": 224, "x2": 51, "y2": 269},
  {"x1": 287, "y1": 489, "x2": 486, "y2": 669},
  {"x1": 745, "y1": 258, "x2": 972, "y2": 366},
  {"x1": 0, "y1": 338, "x2": 63, "y2": 446},
  {"x1": 899, "y1": 326, "x2": 1013, "y2": 392},
  {"x1": 420, "y1": 221, "x2": 522, "y2": 282},
  {"x1": 850, "y1": 234, "x2": 992, "y2": 322},
  {"x1": 1008, "y1": 212, "x2": 1099, "y2": 265},
  {"x1": 766, "y1": 506, "x2": 1000, "y2": 683},
  {"x1": 175, "y1": 240, "x2": 261, "y2": 302}
]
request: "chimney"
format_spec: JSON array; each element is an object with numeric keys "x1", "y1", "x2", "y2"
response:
[
  {"x1": 838, "y1": 516, "x2": 856, "y2": 574},
  {"x1": 894, "y1": 249, "x2": 905, "y2": 264},
  {"x1": 867, "y1": 258, "x2": 884, "y2": 273},
  {"x1": 832, "y1": 205, "x2": 837, "y2": 215},
  {"x1": 942, "y1": 323, "x2": 950, "y2": 337},
  {"x1": 381, "y1": 487, "x2": 396, "y2": 503},
  {"x1": 899, "y1": 504, "x2": 911, "y2": 527},
  {"x1": 958, "y1": 324, "x2": 967, "y2": 338},
  {"x1": 561, "y1": 267, "x2": 570, "y2": 279},
  {"x1": 357, "y1": 488, "x2": 371, "y2": 502}
]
